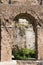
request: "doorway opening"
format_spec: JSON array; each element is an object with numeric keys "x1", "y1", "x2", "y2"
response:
[{"x1": 12, "y1": 13, "x2": 38, "y2": 60}]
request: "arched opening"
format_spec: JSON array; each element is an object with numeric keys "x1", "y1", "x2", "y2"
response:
[{"x1": 12, "y1": 13, "x2": 38, "y2": 60}]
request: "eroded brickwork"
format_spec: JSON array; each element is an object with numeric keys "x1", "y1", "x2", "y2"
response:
[
  {"x1": 17, "y1": 61, "x2": 40, "y2": 65},
  {"x1": 0, "y1": 4, "x2": 43, "y2": 61},
  {"x1": 38, "y1": 27, "x2": 43, "y2": 60},
  {"x1": 0, "y1": 0, "x2": 39, "y2": 5},
  {"x1": 0, "y1": 0, "x2": 43, "y2": 65}
]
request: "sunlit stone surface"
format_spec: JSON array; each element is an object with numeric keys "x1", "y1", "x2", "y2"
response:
[
  {"x1": 25, "y1": 27, "x2": 35, "y2": 50},
  {"x1": 16, "y1": 19, "x2": 35, "y2": 49},
  {"x1": 1, "y1": 0, "x2": 9, "y2": 4},
  {"x1": 0, "y1": 60, "x2": 17, "y2": 65}
]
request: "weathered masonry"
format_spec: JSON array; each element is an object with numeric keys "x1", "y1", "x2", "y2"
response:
[
  {"x1": 0, "y1": 0, "x2": 43, "y2": 5},
  {"x1": 0, "y1": 4, "x2": 43, "y2": 61},
  {"x1": 0, "y1": 0, "x2": 43, "y2": 65}
]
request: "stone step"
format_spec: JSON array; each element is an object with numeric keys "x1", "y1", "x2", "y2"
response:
[{"x1": 0, "y1": 60, "x2": 17, "y2": 65}]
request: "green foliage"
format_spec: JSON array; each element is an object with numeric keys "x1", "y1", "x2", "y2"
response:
[{"x1": 12, "y1": 48, "x2": 35, "y2": 60}]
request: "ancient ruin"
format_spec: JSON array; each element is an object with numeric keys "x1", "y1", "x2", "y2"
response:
[{"x1": 0, "y1": 0, "x2": 43, "y2": 65}]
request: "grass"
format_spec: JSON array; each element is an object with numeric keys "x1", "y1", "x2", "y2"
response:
[{"x1": 12, "y1": 48, "x2": 36, "y2": 60}]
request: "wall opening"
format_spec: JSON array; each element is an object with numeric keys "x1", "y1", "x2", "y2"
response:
[{"x1": 12, "y1": 13, "x2": 38, "y2": 60}]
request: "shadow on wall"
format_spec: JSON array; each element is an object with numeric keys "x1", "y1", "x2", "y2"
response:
[{"x1": 38, "y1": 0, "x2": 43, "y2": 5}]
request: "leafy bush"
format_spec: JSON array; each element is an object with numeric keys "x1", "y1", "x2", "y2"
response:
[{"x1": 12, "y1": 48, "x2": 35, "y2": 60}]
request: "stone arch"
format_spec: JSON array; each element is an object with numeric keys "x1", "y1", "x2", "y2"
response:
[
  {"x1": 13, "y1": 8, "x2": 41, "y2": 26},
  {"x1": 12, "y1": 12, "x2": 38, "y2": 59},
  {"x1": 1, "y1": 5, "x2": 42, "y2": 60}
]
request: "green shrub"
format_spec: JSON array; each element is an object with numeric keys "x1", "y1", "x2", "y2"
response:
[{"x1": 12, "y1": 48, "x2": 35, "y2": 60}]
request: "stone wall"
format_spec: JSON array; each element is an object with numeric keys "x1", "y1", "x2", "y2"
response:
[
  {"x1": 0, "y1": 0, "x2": 43, "y2": 5},
  {"x1": 0, "y1": 2, "x2": 43, "y2": 65},
  {"x1": 1, "y1": 27, "x2": 12, "y2": 61},
  {"x1": 38, "y1": 0, "x2": 43, "y2": 5},
  {"x1": 38, "y1": 27, "x2": 43, "y2": 60},
  {"x1": 0, "y1": 0, "x2": 39, "y2": 5},
  {"x1": 17, "y1": 61, "x2": 38, "y2": 65},
  {"x1": 0, "y1": 5, "x2": 43, "y2": 60},
  {"x1": 16, "y1": 61, "x2": 43, "y2": 65}
]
